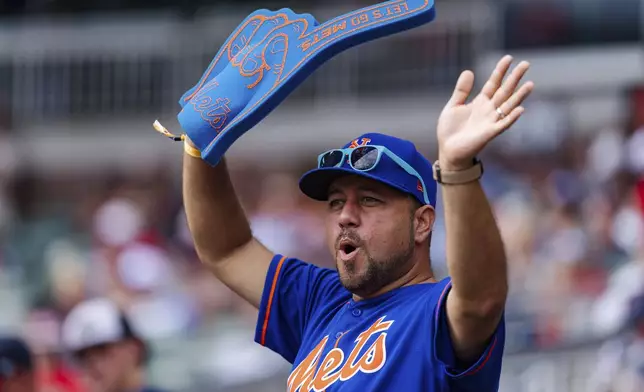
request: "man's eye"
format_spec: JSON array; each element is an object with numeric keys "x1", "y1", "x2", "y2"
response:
[
  {"x1": 329, "y1": 199, "x2": 344, "y2": 209},
  {"x1": 362, "y1": 196, "x2": 380, "y2": 205}
]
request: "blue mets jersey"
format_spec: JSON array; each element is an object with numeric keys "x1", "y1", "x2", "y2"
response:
[{"x1": 255, "y1": 254, "x2": 505, "y2": 392}]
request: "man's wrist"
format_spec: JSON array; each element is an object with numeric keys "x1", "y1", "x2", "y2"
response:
[
  {"x1": 433, "y1": 158, "x2": 483, "y2": 185},
  {"x1": 437, "y1": 156, "x2": 477, "y2": 172},
  {"x1": 185, "y1": 136, "x2": 196, "y2": 148},
  {"x1": 184, "y1": 137, "x2": 202, "y2": 159}
]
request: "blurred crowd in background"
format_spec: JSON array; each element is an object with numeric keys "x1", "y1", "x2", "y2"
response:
[
  {"x1": 1, "y1": 104, "x2": 644, "y2": 391},
  {"x1": 0, "y1": 0, "x2": 643, "y2": 391}
]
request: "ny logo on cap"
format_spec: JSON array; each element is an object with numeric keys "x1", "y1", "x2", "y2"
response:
[{"x1": 349, "y1": 138, "x2": 371, "y2": 149}]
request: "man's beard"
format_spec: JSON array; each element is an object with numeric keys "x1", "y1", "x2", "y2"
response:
[{"x1": 336, "y1": 225, "x2": 415, "y2": 297}]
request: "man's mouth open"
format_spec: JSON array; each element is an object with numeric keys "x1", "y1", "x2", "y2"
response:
[{"x1": 338, "y1": 239, "x2": 360, "y2": 261}]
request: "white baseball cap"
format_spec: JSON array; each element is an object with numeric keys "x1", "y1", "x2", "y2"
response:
[{"x1": 61, "y1": 298, "x2": 145, "y2": 356}]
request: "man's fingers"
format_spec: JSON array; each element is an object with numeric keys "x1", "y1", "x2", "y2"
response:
[
  {"x1": 492, "y1": 61, "x2": 530, "y2": 107},
  {"x1": 480, "y1": 55, "x2": 513, "y2": 99},
  {"x1": 448, "y1": 70, "x2": 475, "y2": 107},
  {"x1": 491, "y1": 106, "x2": 525, "y2": 137},
  {"x1": 497, "y1": 81, "x2": 534, "y2": 117}
]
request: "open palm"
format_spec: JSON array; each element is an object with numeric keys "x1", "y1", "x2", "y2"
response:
[{"x1": 437, "y1": 55, "x2": 534, "y2": 171}]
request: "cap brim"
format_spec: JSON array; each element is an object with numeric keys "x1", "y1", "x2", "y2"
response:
[
  {"x1": 69, "y1": 336, "x2": 121, "y2": 354},
  {"x1": 299, "y1": 167, "x2": 409, "y2": 201},
  {"x1": 71, "y1": 336, "x2": 150, "y2": 364}
]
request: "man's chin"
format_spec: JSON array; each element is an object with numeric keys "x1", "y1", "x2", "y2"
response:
[
  {"x1": 337, "y1": 271, "x2": 377, "y2": 297},
  {"x1": 336, "y1": 255, "x2": 378, "y2": 295},
  {"x1": 336, "y1": 260, "x2": 362, "y2": 282}
]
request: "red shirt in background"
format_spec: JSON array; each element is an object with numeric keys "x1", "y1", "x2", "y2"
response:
[{"x1": 37, "y1": 363, "x2": 88, "y2": 392}]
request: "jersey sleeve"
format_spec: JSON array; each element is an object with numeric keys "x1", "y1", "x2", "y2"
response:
[
  {"x1": 254, "y1": 254, "x2": 342, "y2": 363},
  {"x1": 431, "y1": 279, "x2": 506, "y2": 391}
]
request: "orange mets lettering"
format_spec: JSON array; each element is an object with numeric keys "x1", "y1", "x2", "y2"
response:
[
  {"x1": 287, "y1": 316, "x2": 393, "y2": 392},
  {"x1": 206, "y1": 97, "x2": 232, "y2": 130},
  {"x1": 351, "y1": 13, "x2": 370, "y2": 27},
  {"x1": 349, "y1": 137, "x2": 372, "y2": 148},
  {"x1": 300, "y1": 40, "x2": 312, "y2": 52},
  {"x1": 310, "y1": 348, "x2": 344, "y2": 390},
  {"x1": 333, "y1": 21, "x2": 347, "y2": 33},
  {"x1": 373, "y1": 2, "x2": 409, "y2": 19},
  {"x1": 321, "y1": 27, "x2": 332, "y2": 39},
  {"x1": 192, "y1": 95, "x2": 232, "y2": 133},
  {"x1": 300, "y1": 21, "x2": 348, "y2": 52},
  {"x1": 287, "y1": 337, "x2": 328, "y2": 392}
]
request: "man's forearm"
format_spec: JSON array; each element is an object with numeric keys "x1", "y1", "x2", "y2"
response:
[
  {"x1": 183, "y1": 151, "x2": 253, "y2": 264},
  {"x1": 442, "y1": 180, "x2": 508, "y2": 311},
  {"x1": 435, "y1": 55, "x2": 530, "y2": 362},
  {"x1": 441, "y1": 178, "x2": 508, "y2": 362}
]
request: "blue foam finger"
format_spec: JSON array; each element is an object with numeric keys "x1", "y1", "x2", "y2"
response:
[
  {"x1": 178, "y1": 9, "x2": 277, "y2": 107},
  {"x1": 178, "y1": 0, "x2": 436, "y2": 166}
]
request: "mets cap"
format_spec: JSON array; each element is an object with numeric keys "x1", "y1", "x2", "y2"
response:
[{"x1": 299, "y1": 132, "x2": 437, "y2": 207}]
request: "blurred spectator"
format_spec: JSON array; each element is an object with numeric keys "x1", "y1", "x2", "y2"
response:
[
  {"x1": 626, "y1": 126, "x2": 644, "y2": 175},
  {"x1": 0, "y1": 336, "x2": 36, "y2": 392},
  {"x1": 591, "y1": 189, "x2": 644, "y2": 337},
  {"x1": 585, "y1": 128, "x2": 625, "y2": 185},
  {"x1": 250, "y1": 172, "x2": 316, "y2": 258},
  {"x1": 23, "y1": 308, "x2": 87, "y2": 392},
  {"x1": 61, "y1": 298, "x2": 165, "y2": 392},
  {"x1": 591, "y1": 293, "x2": 644, "y2": 392},
  {"x1": 44, "y1": 239, "x2": 89, "y2": 315}
]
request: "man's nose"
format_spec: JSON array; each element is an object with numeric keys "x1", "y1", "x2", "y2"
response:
[{"x1": 338, "y1": 199, "x2": 361, "y2": 228}]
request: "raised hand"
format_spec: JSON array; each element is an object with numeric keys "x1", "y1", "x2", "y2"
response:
[{"x1": 436, "y1": 55, "x2": 534, "y2": 171}]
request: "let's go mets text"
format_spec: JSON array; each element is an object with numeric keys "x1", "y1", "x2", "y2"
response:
[{"x1": 299, "y1": 1, "x2": 411, "y2": 52}]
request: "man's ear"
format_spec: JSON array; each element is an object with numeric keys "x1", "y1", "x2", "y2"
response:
[{"x1": 414, "y1": 205, "x2": 435, "y2": 244}]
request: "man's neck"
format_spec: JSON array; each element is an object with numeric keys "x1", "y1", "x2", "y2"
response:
[{"x1": 353, "y1": 258, "x2": 435, "y2": 302}]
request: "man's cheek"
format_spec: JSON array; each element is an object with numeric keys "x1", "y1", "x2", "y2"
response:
[{"x1": 325, "y1": 226, "x2": 339, "y2": 249}]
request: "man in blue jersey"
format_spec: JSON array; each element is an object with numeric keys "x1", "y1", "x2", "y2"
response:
[{"x1": 181, "y1": 54, "x2": 533, "y2": 391}]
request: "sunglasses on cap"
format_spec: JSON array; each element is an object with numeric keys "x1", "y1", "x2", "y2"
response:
[{"x1": 317, "y1": 145, "x2": 431, "y2": 205}]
